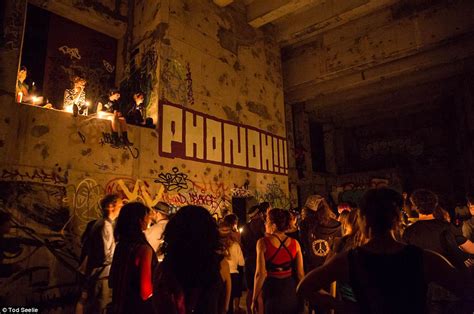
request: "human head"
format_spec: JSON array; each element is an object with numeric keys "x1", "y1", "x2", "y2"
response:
[
  {"x1": 145, "y1": 118, "x2": 154, "y2": 128},
  {"x1": 100, "y1": 194, "x2": 122, "y2": 219},
  {"x1": 150, "y1": 202, "x2": 170, "y2": 223},
  {"x1": 248, "y1": 201, "x2": 268, "y2": 221},
  {"x1": 72, "y1": 76, "x2": 86, "y2": 89},
  {"x1": 359, "y1": 188, "x2": 403, "y2": 238},
  {"x1": 466, "y1": 192, "x2": 474, "y2": 216},
  {"x1": 260, "y1": 202, "x2": 271, "y2": 215},
  {"x1": 223, "y1": 213, "x2": 238, "y2": 230},
  {"x1": 410, "y1": 189, "x2": 438, "y2": 215},
  {"x1": 266, "y1": 208, "x2": 291, "y2": 233},
  {"x1": 108, "y1": 88, "x2": 120, "y2": 101},
  {"x1": 218, "y1": 220, "x2": 232, "y2": 240},
  {"x1": 114, "y1": 202, "x2": 151, "y2": 242},
  {"x1": 337, "y1": 203, "x2": 352, "y2": 214},
  {"x1": 433, "y1": 206, "x2": 451, "y2": 222},
  {"x1": 161, "y1": 205, "x2": 221, "y2": 288},
  {"x1": 134, "y1": 92, "x2": 144, "y2": 104},
  {"x1": 0, "y1": 211, "x2": 12, "y2": 235},
  {"x1": 303, "y1": 195, "x2": 336, "y2": 226},
  {"x1": 18, "y1": 66, "x2": 27, "y2": 82},
  {"x1": 153, "y1": 201, "x2": 171, "y2": 216}
]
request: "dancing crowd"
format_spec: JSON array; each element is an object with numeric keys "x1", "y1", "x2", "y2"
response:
[{"x1": 2, "y1": 188, "x2": 473, "y2": 313}]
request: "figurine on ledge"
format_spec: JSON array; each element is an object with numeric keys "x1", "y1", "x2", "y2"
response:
[
  {"x1": 16, "y1": 66, "x2": 30, "y2": 103},
  {"x1": 64, "y1": 76, "x2": 89, "y2": 116},
  {"x1": 16, "y1": 66, "x2": 53, "y2": 108},
  {"x1": 126, "y1": 92, "x2": 146, "y2": 126},
  {"x1": 97, "y1": 88, "x2": 131, "y2": 146}
]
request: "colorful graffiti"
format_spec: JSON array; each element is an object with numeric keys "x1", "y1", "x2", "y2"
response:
[
  {"x1": 331, "y1": 173, "x2": 402, "y2": 205},
  {"x1": 105, "y1": 178, "x2": 164, "y2": 208}
]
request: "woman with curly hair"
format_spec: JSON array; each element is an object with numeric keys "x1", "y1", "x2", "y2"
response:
[
  {"x1": 153, "y1": 205, "x2": 231, "y2": 314},
  {"x1": 252, "y1": 208, "x2": 304, "y2": 314}
]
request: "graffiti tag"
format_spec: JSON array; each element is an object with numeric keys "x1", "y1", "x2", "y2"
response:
[
  {"x1": 154, "y1": 167, "x2": 189, "y2": 192},
  {"x1": 58, "y1": 45, "x2": 81, "y2": 60},
  {"x1": 1, "y1": 168, "x2": 68, "y2": 184},
  {"x1": 99, "y1": 132, "x2": 140, "y2": 159}
]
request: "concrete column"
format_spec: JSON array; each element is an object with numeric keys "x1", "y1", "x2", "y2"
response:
[
  {"x1": 293, "y1": 103, "x2": 312, "y2": 179},
  {"x1": 323, "y1": 123, "x2": 337, "y2": 174},
  {"x1": 0, "y1": 0, "x2": 27, "y2": 103},
  {"x1": 462, "y1": 76, "x2": 474, "y2": 191}
]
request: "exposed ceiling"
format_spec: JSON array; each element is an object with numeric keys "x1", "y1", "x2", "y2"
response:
[
  {"x1": 216, "y1": 0, "x2": 474, "y2": 117},
  {"x1": 217, "y1": 0, "x2": 400, "y2": 47}
]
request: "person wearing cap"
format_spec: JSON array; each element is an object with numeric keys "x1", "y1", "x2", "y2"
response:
[
  {"x1": 299, "y1": 195, "x2": 341, "y2": 272},
  {"x1": 144, "y1": 202, "x2": 170, "y2": 260}
]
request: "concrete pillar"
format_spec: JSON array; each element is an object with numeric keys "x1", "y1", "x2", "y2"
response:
[
  {"x1": 293, "y1": 103, "x2": 312, "y2": 179},
  {"x1": 323, "y1": 123, "x2": 337, "y2": 174},
  {"x1": 462, "y1": 75, "x2": 474, "y2": 191},
  {"x1": 0, "y1": 0, "x2": 27, "y2": 103}
]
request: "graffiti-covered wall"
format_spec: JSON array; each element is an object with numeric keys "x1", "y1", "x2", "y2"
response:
[
  {"x1": 121, "y1": 0, "x2": 287, "y2": 141},
  {"x1": 0, "y1": 0, "x2": 289, "y2": 309},
  {"x1": 0, "y1": 101, "x2": 289, "y2": 308}
]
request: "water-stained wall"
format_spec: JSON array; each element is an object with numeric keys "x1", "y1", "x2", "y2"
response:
[{"x1": 0, "y1": 0, "x2": 289, "y2": 309}]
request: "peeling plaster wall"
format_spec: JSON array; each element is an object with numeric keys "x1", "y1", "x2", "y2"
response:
[
  {"x1": 123, "y1": 0, "x2": 286, "y2": 137},
  {"x1": 29, "y1": 0, "x2": 128, "y2": 37},
  {"x1": 122, "y1": 0, "x2": 289, "y2": 197},
  {"x1": 0, "y1": 102, "x2": 289, "y2": 308},
  {"x1": 0, "y1": 1, "x2": 27, "y2": 103},
  {"x1": 0, "y1": 0, "x2": 289, "y2": 307}
]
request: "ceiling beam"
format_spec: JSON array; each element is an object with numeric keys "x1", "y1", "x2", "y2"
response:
[
  {"x1": 283, "y1": 0, "x2": 474, "y2": 103},
  {"x1": 275, "y1": 0, "x2": 397, "y2": 47},
  {"x1": 29, "y1": 0, "x2": 126, "y2": 39},
  {"x1": 286, "y1": 36, "x2": 474, "y2": 104},
  {"x1": 213, "y1": 0, "x2": 234, "y2": 7},
  {"x1": 308, "y1": 77, "x2": 460, "y2": 122},
  {"x1": 247, "y1": 0, "x2": 324, "y2": 28}
]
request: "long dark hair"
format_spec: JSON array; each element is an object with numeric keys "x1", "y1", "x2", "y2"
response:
[
  {"x1": 161, "y1": 205, "x2": 222, "y2": 289},
  {"x1": 114, "y1": 202, "x2": 150, "y2": 242},
  {"x1": 359, "y1": 188, "x2": 403, "y2": 237}
]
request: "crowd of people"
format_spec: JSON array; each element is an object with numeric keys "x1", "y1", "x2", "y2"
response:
[
  {"x1": 15, "y1": 67, "x2": 153, "y2": 143},
  {"x1": 66, "y1": 187, "x2": 474, "y2": 314},
  {"x1": 1, "y1": 187, "x2": 474, "y2": 313}
]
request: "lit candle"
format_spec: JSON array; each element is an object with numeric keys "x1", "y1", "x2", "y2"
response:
[{"x1": 17, "y1": 92, "x2": 23, "y2": 103}]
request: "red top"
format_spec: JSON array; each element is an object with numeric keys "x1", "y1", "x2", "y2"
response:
[{"x1": 263, "y1": 236, "x2": 297, "y2": 278}]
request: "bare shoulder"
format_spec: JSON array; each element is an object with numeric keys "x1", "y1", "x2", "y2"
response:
[
  {"x1": 256, "y1": 237, "x2": 266, "y2": 250},
  {"x1": 294, "y1": 238, "x2": 302, "y2": 250}
]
